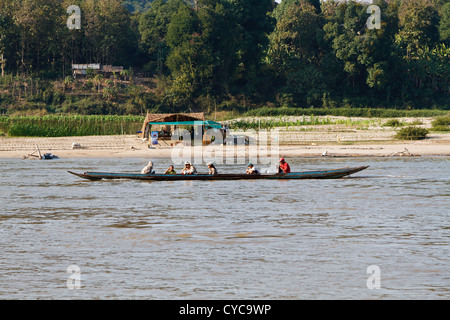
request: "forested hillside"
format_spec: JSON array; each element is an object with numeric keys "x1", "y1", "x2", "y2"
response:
[{"x1": 0, "y1": 0, "x2": 448, "y2": 116}]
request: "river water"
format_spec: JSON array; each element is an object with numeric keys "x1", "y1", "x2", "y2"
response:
[{"x1": 0, "y1": 156, "x2": 448, "y2": 300}]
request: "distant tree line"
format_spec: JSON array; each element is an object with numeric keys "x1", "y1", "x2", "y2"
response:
[{"x1": 0, "y1": 0, "x2": 448, "y2": 114}]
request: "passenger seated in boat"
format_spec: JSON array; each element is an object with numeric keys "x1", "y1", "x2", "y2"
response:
[
  {"x1": 246, "y1": 163, "x2": 260, "y2": 175},
  {"x1": 207, "y1": 162, "x2": 218, "y2": 175},
  {"x1": 181, "y1": 162, "x2": 197, "y2": 175},
  {"x1": 277, "y1": 157, "x2": 291, "y2": 174},
  {"x1": 164, "y1": 165, "x2": 176, "y2": 175},
  {"x1": 141, "y1": 161, "x2": 155, "y2": 174}
]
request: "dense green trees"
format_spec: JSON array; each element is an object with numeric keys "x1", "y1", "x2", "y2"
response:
[
  {"x1": 0, "y1": 0, "x2": 137, "y2": 78},
  {"x1": 394, "y1": 0, "x2": 448, "y2": 105},
  {"x1": 135, "y1": 0, "x2": 449, "y2": 110},
  {"x1": 269, "y1": 0, "x2": 448, "y2": 109},
  {"x1": 322, "y1": 0, "x2": 401, "y2": 103},
  {"x1": 0, "y1": 0, "x2": 448, "y2": 114}
]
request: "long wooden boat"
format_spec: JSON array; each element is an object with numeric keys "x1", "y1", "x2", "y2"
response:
[{"x1": 68, "y1": 165, "x2": 369, "y2": 181}]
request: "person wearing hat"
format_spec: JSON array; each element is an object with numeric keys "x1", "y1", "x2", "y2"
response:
[
  {"x1": 141, "y1": 161, "x2": 155, "y2": 174},
  {"x1": 246, "y1": 163, "x2": 260, "y2": 175},
  {"x1": 181, "y1": 161, "x2": 197, "y2": 175},
  {"x1": 207, "y1": 162, "x2": 218, "y2": 175},
  {"x1": 277, "y1": 157, "x2": 291, "y2": 174}
]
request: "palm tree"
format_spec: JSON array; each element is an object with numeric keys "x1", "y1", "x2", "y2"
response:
[
  {"x1": 120, "y1": 69, "x2": 129, "y2": 82},
  {"x1": 93, "y1": 74, "x2": 104, "y2": 94},
  {"x1": 64, "y1": 76, "x2": 74, "y2": 92}
]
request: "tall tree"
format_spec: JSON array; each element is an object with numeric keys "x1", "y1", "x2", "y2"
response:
[
  {"x1": 268, "y1": 0, "x2": 325, "y2": 106},
  {"x1": 0, "y1": 9, "x2": 17, "y2": 76},
  {"x1": 139, "y1": 0, "x2": 185, "y2": 74},
  {"x1": 320, "y1": 0, "x2": 410, "y2": 107},
  {"x1": 304, "y1": 0, "x2": 321, "y2": 13},
  {"x1": 165, "y1": 3, "x2": 202, "y2": 105},
  {"x1": 393, "y1": 0, "x2": 445, "y2": 103},
  {"x1": 12, "y1": 0, "x2": 62, "y2": 75},
  {"x1": 439, "y1": 1, "x2": 450, "y2": 44},
  {"x1": 323, "y1": 1, "x2": 369, "y2": 90},
  {"x1": 227, "y1": 0, "x2": 275, "y2": 95},
  {"x1": 396, "y1": 0, "x2": 440, "y2": 58},
  {"x1": 165, "y1": 0, "x2": 241, "y2": 103},
  {"x1": 81, "y1": 0, "x2": 136, "y2": 66},
  {"x1": 323, "y1": 1, "x2": 398, "y2": 91},
  {"x1": 197, "y1": 0, "x2": 239, "y2": 95}
]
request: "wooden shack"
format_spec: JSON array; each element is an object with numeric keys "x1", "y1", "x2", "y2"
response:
[{"x1": 72, "y1": 64, "x2": 124, "y2": 79}]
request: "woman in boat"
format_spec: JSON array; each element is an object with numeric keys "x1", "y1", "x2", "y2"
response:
[
  {"x1": 277, "y1": 157, "x2": 291, "y2": 174},
  {"x1": 141, "y1": 161, "x2": 155, "y2": 174},
  {"x1": 181, "y1": 161, "x2": 197, "y2": 175},
  {"x1": 207, "y1": 162, "x2": 218, "y2": 175},
  {"x1": 246, "y1": 163, "x2": 260, "y2": 175},
  {"x1": 164, "y1": 165, "x2": 176, "y2": 175}
]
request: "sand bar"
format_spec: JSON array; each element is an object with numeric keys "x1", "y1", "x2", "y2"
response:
[{"x1": 1, "y1": 131, "x2": 449, "y2": 159}]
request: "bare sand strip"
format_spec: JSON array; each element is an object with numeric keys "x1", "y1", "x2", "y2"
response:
[{"x1": 1, "y1": 131, "x2": 449, "y2": 159}]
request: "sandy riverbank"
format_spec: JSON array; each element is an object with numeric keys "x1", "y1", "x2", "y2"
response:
[
  {"x1": 1, "y1": 132, "x2": 449, "y2": 159},
  {"x1": 1, "y1": 116, "x2": 450, "y2": 159}
]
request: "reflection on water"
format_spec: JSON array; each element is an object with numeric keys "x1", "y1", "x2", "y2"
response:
[{"x1": 0, "y1": 156, "x2": 448, "y2": 299}]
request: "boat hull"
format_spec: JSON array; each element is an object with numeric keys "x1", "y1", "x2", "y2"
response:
[{"x1": 68, "y1": 166, "x2": 369, "y2": 181}]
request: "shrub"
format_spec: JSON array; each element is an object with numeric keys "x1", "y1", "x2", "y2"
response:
[
  {"x1": 409, "y1": 119, "x2": 423, "y2": 125},
  {"x1": 383, "y1": 119, "x2": 404, "y2": 127},
  {"x1": 432, "y1": 125, "x2": 450, "y2": 132},
  {"x1": 431, "y1": 116, "x2": 450, "y2": 131},
  {"x1": 432, "y1": 115, "x2": 450, "y2": 126},
  {"x1": 395, "y1": 126, "x2": 429, "y2": 140}
]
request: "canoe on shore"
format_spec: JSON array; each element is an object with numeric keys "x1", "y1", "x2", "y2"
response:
[{"x1": 68, "y1": 165, "x2": 369, "y2": 181}]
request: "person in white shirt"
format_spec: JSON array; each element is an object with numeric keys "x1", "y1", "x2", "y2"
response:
[
  {"x1": 246, "y1": 163, "x2": 260, "y2": 175},
  {"x1": 207, "y1": 162, "x2": 218, "y2": 175},
  {"x1": 181, "y1": 162, "x2": 197, "y2": 175},
  {"x1": 141, "y1": 161, "x2": 155, "y2": 174}
]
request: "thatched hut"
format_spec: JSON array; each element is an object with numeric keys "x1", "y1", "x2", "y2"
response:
[
  {"x1": 140, "y1": 113, "x2": 224, "y2": 145},
  {"x1": 140, "y1": 113, "x2": 204, "y2": 138}
]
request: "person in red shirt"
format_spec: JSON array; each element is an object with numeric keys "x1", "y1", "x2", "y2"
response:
[{"x1": 277, "y1": 157, "x2": 291, "y2": 174}]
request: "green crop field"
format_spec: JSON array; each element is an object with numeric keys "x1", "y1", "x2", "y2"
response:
[{"x1": 0, "y1": 115, "x2": 145, "y2": 137}]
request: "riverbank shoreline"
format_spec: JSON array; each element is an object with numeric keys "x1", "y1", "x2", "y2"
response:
[{"x1": 1, "y1": 134, "x2": 449, "y2": 159}]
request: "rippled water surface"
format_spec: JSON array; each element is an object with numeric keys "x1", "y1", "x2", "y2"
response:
[{"x1": 0, "y1": 157, "x2": 448, "y2": 299}]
